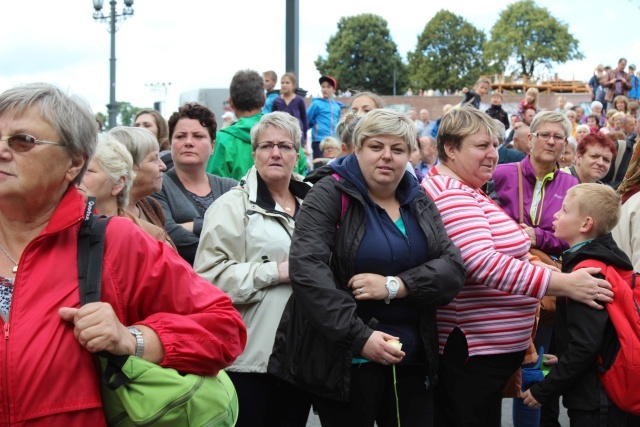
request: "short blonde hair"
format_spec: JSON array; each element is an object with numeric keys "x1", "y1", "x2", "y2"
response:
[
  {"x1": 566, "y1": 184, "x2": 621, "y2": 235},
  {"x1": 437, "y1": 106, "x2": 499, "y2": 162},
  {"x1": 353, "y1": 108, "x2": 416, "y2": 151},
  {"x1": 250, "y1": 111, "x2": 302, "y2": 151},
  {"x1": 93, "y1": 136, "x2": 136, "y2": 209},
  {"x1": 320, "y1": 136, "x2": 340, "y2": 152}
]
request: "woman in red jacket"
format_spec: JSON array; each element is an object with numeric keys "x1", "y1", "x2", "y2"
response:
[{"x1": 0, "y1": 83, "x2": 246, "y2": 426}]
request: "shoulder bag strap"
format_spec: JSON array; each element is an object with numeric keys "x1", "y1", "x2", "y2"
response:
[
  {"x1": 517, "y1": 162, "x2": 524, "y2": 224},
  {"x1": 78, "y1": 198, "x2": 111, "y2": 306}
]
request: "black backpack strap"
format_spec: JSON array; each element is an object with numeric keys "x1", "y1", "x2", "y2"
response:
[{"x1": 78, "y1": 198, "x2": 111, "y2": 306}]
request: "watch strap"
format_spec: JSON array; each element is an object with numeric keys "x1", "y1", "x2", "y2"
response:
[{"x1": 127, "y1": 326, "x2": 144, "y2": 358}]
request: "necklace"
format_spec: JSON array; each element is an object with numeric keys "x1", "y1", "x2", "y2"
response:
[{"x1": 0, "y1": 241, "x2": 18, "y2": 273}]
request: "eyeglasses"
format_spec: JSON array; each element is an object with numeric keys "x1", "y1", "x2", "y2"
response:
[
  {"x1": 256, "y1": 142, "x2": 296, "y2": 153},
  {"x1": 0, "y1": 133, "x2": 65, "y2": 152},
  {"x1": 531, "y1": 132, "x2": 566, "y2": 143}
]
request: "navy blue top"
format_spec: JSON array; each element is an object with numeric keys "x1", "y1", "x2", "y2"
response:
[
  {"x1": 331, "y1": 154, "x2": 429, "y2": 364},
  {"x1": 272, "y1": 95, "x2": 309, "y2": 141}
]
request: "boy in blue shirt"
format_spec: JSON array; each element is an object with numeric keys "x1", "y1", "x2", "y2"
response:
[{"x1": 307, "y1": 76, "x2": 343, "y2": 160}]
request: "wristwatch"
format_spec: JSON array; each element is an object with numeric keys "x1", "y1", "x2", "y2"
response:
[
  {"x1": 385, "y1": 276, "x2": 400, "y2": 304},
  {"x1": 127, "y1": 326, "x2": 144, "y2": 358}
]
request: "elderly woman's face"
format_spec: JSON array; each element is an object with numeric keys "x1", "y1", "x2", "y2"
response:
[
  {"x1": 529, "y1": 122, "x2": 567, "y2": 167},
  {"x1": 252, "y1": 127, "x2": 299, "y2": 185},
  {"x1": 559, "y1": 145, "x2": 575, "y2": 168},
  {"x1": 356, "y1": 135, "x2": 409, "y2": 192},
  {"x1": 132, "y1": 149, "x2": 165, "y2": 200},
  {"x1": 444, "y1": 131, "x2": 497, "y2": 189},
  {"x1": 0, "y1": 106, "x2": 82, "y2": 201},
  {"x1": 576, "y1": 127, "x2": 589, "y2": 142},
  {"x1": 78, "y1": 157, "x2": 120, "y2": 206},
  {"x1": 575, "y1": 143, "x2": 613, "y2": 183}
]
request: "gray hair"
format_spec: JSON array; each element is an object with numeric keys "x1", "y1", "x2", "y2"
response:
[
  {"x1": 576, "y1": 124, "x2": 590, "y2": 134},
  {"x1": 529, "y1": 111, "x2": 572, "y2": 138},
  {"x1": 93, "y1": 135, "x2": 136, "y2": 209},
  {"x1": 591, "y1": 101, "x2": 604, "y2": 110},
  {"x1": 335, "y1": 113, "x2": 361, "y2": 150},
  {"x1": 107, "y1": 126, "x2": 160, "y2": 166},
  {"x1": 250, "y1": 111, "x2": 302, "y2": 151},
  {"x1": 0, "y1": 83, "x2": 97, "y2": 185},
  {"x1": 353, "y1": 108, "x2": 417, "y2": 151},
  {"x1": 566, "y1": 136, "x2": 578, "y2": 153}
]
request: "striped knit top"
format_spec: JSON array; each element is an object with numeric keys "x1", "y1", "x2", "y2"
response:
[{"x1": 422, "y1": 170, "x2": 551, "y2": 356}]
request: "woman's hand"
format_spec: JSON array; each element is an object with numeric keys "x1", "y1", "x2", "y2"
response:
[
  {"x1": 360, "y1": 331, "x2": 405, "y2": 365},
  {"x1": 551, "y1": 267, "x2": 613, "y2": 309},
  {"x1": 179, "y1": 221, "x2": 194, "y2": 232},
  {"x1": 522, "y1": 390, "x2": 541, "y2": 408},
  {"x1": 542, "y1": 354, "x2": 558, "y2": 366},
  {"x1": 278, "y1": 261, "x2": 290, "y2": 283},
  {"x1": 349, "y1": 273, "x2": 387, "y2": 300},
  {"x1": 521, "y1": 224, "x2": 537, "y2": 246},
  {"x1": 59, "y1": 302, "x2": 136, "y2": 356}
]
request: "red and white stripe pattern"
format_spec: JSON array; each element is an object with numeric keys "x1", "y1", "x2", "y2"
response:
[{"x1": 423, "y1": 173, "x2": 551, "y2": 356}]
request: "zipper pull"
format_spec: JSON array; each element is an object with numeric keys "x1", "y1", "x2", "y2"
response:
[{"x1": 4, "y1": 323, "x2": 9, "y2": 339}]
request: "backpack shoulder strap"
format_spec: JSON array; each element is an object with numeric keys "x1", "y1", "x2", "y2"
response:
[
  {"x1": 331, "y1": 173, "x2": 350, "y2": 221},
  {"x1": 78, "y1": 198, "x2": 111, "y2": 306}
]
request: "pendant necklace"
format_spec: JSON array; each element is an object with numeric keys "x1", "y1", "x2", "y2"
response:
[{"x1": 0, "y1": 241, "x2": 18, "y2": 274}]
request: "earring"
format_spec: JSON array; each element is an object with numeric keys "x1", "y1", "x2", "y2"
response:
[{"x1": 561, "y1": 156, "x2": 566, "y2": 162}]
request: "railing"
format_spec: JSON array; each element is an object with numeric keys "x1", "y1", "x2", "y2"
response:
[{"x1": 481, "y1": 74, "x2": 588, "y2": 93}]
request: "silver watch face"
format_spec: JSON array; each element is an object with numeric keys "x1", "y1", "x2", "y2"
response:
[{"x1": 387, "y1": 277, "x2": 400, "y2": 292}]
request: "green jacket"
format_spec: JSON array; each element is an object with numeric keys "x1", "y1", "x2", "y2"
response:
[{"x1": 207, "y1": 113, "x2": 307, "y2": 180}]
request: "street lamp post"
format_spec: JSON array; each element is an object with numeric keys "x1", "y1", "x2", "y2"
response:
[{"x1": 92, "y1": 0, "x2": 134, "y2": 129}]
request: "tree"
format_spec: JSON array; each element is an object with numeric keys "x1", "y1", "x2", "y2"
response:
[
  {"x1": 104, "y1": 102, "x2": 143, "y2": 128},
  {"x1": 315, "y1": 14, "x2": 408, "y2": 95},
  {"x1": 485, "y1": 0, "x2": 584, "y2": 77},
  {"x1": 407, "y1": 10, "x2": 491, "y2": 92}
]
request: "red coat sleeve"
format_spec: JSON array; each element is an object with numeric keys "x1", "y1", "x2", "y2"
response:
[{"x1": 100, "y1": 217, "x2": 247, "y2": 376}]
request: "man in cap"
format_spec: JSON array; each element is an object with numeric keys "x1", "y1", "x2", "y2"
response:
[{"x1": 307, "y1": 76, "x2": 343, "y2": 161}]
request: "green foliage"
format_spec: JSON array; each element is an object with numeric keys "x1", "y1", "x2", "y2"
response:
[
  {"x1": 315, "y1": 14, "x2": 408, "y2": 95},
  {"x1": 118, "y1": 102, "x2": 143, "y2": 127},
  {"x1": 485, "y1": 0, "x2": 584, "y2": 76},
  {"x1": 407, "y1": 10, "x2": 491, "y2": 92}
]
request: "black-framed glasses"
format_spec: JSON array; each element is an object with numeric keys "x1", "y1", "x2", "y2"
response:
[
  {"x1": 531, "y1": 132, "x2": 566, "y2": 143},
  {"x1": 0, "y1": 133, "x2": 65, "y2": 153},
  {"x1": 256, "y1": 142, "x2": 296, "y2": 153}
]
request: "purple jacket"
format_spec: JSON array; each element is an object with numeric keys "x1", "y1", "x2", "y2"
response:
[{"x1": 492, "y1": 156, "x2": 578, "y2": 257}]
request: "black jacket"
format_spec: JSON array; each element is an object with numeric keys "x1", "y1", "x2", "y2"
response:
[
  {"x1": 268, "y1": 161, "x2": 465, "y2": 401},
  {"x1": 529, "y1": 234, "x2": 632, "y2": 411},
  {"x1": 485, "y1": 104, "x2": 510, "y2": 130}
]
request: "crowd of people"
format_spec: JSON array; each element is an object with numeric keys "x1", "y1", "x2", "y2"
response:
[{"x1": 1, "y1": 57, "x2": 639, "y2": 427}]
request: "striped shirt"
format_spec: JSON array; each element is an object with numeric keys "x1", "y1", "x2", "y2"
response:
[{"x1": 423, "y1": 171, "x2": 551, "y2": 356}]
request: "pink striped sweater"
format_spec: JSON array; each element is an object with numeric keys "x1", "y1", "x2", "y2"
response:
[{"x1": 423, "y1": 171, "x2": 551, "y2": 356}]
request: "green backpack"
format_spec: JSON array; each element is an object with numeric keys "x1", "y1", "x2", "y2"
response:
[{"x1": 78, "y1": 201, "x2": 238, "y2": 426}]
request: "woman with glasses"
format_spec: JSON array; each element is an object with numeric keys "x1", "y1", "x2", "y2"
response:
[
  {"x1": 194, "y1": 112, "x2": 313, "y2": 427},
  {"x1": 0, "y1": 83, "x2": 246, "y2": 426},
  {"x1": 420, "y1": 107, "x2": 611, "y2": 426},
  {"x1": 152, "y1": 103, "x2": 236, "y2": 265}
]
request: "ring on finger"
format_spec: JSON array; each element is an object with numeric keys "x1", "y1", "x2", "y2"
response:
[
  {"x1": 595, "y1": 293, "x2": 600, "y2": 300},
  {"x1": 358, "y1": 288, "x2": 363, "y2": 294},
  {"x1": 382, "y1": 359, "x2": 388, "y2": 365}
]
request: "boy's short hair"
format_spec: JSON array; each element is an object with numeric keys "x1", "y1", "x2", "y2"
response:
[
  {"x1": 566, "y1": 184, "x2": 621, "y2": 235},
  {"x1": 491, "y1": 92, "x2": 504, "y2": 100},
  {"x1": 263, "y1": 70, "x2": 277, "y2": 82},
  {"x1": 320, "y1": 136, "x2": 340, "y2": 152}
]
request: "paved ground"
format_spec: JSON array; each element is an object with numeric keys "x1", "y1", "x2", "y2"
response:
[{"x1": 305, "y1": 399, "x2": 570, "y2": 426}]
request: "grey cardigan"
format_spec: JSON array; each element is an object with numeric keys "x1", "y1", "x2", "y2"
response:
[{"x1": 153, "y1": 170, "x2": 236, "y2": 265}]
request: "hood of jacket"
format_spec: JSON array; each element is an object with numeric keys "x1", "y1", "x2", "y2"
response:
[
  {"x1": 325, "y1": 153, "x2": 420, "y2": 207},
  {"x1": 217, "y1": 113, "x2": 263, "y2": 144},
  {"x1": 564, "y1": 233, "x2": 633, "y2": 271}
]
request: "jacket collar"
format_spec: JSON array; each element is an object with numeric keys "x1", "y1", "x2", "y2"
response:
[
  {"x1": 42, "y1": 186, "x2": 85, "y2": 236},
  {"x1": 240, "y1": 166, "x2": 310, "y2": 211}
]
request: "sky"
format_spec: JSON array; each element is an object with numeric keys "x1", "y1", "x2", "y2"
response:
[{"x1": 2, "y1": 0, "x2": 639, "y2": 118}]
